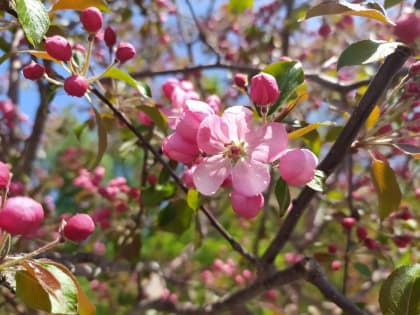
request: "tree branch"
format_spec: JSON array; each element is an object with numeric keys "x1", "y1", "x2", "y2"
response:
[
  {"x1": 91, "y1": 87, "x2": 256, "y2": 264},
  {"x1": 126, "y1": 257, "x2": 365, "y2": 315},
  {"x1": 260, "y1": 45, "x2": 411, "y2": 265}
]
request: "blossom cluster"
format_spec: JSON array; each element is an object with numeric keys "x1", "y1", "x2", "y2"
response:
[{"x1": 161, "y1": 73, "x2": 318, "y2": 219}]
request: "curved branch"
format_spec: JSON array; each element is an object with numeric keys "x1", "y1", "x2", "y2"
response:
[{"x1": 261, "y1": 45, "x2": 411, "y2": 264}]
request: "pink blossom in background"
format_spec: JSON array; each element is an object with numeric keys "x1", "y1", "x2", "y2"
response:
[{"x1": 193, "y1": 106, "x2": 288, "y2": 196}]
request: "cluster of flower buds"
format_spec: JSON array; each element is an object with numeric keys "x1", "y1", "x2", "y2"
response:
[
  {"x1": 72, "y1": 166, "x2": 141, "y2": 229},
  {"x1": 162, "y1": 73, "x2": 318, "y2": 219},
  {"x1": 22, "y1": 7, "x2": 137, "y2": 98}
]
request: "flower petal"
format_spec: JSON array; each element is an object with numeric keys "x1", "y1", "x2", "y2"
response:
[
  {"x1": 222, "y1": 106, "x2": 252, "y2": 141},
  {"x1": 248, "y1": 122, "x2": 288, "y2": 163},
  {"x1": 197, "y1": 115, "x2": 230, "y2": 154},
  {"x1": 232, "y1": 159, "x2": 270, "y2": 196},
  {"x1": 193, "y1": 155, "x2": 231, "y2": 195}
]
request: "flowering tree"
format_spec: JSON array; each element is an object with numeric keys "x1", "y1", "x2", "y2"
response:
[{"x1": 0, "y1": 0, "x2": 419, "y2": 314}]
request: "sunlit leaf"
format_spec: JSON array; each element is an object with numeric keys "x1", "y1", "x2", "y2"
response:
[
  {"x1": 337, "y1": 40, "x2": 401, "y2": 69},
  {"x1": 371, "y1": 158, "x2": 401, "y2": 220},
  {"x1": 16, "y1": 270, "x2": 51, "y2": 312},
  {"x1": 187, "y1": 189, "x2": 200, "y2": 211},
  {"x1": 16, "y1": 0, "x2": 50, "y2": 46},
  {"x1": 103, "y1": 68, "x2": 151, "y2": 98},
  {"x1": 38, "y1": 260, "x2": 95, "y2": 315},
  {"x1": 274, "y1": 178, "x2": 290, "y2": 217},
  {"x1": 303, "y1": 1, "x2": 395, "y2": 25},
  {"x1": 158, "y1": 200, "x2": 194, "y2": 234},
  {"x1": 365, "y1": 105, "x2": 380, "y2": 130},
  {"x1": 50, "y1": 0, "x2": 109, "y2": 12},
  {"x1": 263, "y1": 61, "x2": 305, "y2": 115},
  {"x1": 306, "y1": 169, "x2": 326, "y2": 192},
  {"x1": 229, "y1": 0, "x2": 253, "y2": 14},
  {"x1": 379, "y1": 264, "x2": 420, "y2": 315},
  {"x1": 288, "y1": 121, "x2": 335, "y2": 139},
  {"x1": 19, "y1": 50, "x2": 60, "y2": 63}
]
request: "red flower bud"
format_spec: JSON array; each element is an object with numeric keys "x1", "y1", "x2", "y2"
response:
[
  {"x1": 409, "y1": 61, "x2": 420, "y2": 77},
  {"x1": 356, "y1": 226, "x2": 368, "y2": 240},
  {"x1": 0, "y1": 161, "x2": 11, "y2": 189},
  {"x1": 64, "y1": 75, "x2": 89, "y2": 97},
  {"x1": 45, "y1": 35, "x2": 72, "y2": 61},
  {"x1": 318, "y1": 23, "x2": 332, "y2": 38},
  {"x1": 394, "y1": 12, "x2": 420, "y2": 45},
  {"x1": 0, "y1": 197, "x2": 44, "y2": 237},
  {"x1": 81, "y1": 7, "x2": 103, "y2": 33},
  {"x1": 250, "y1": 72, "x2": 280, "y2": 107},
  {"x1": 116, "y1": 42, "x2": 136, "y2": 63},
  {"x1": 341, "y1": 217, "x2": 356, "y2": 230},
  {"x1": 63, "y1": 213, "x2": 95, "y2": 242},
  {"x1": 234, "y1": 73, "x2": 247, "y2": 88},
  {"x1": 104, "y1": 26, "x2": 117, "y2": 48},
  {"x1": 23, "y1": 62, "x2": 45, "y2": 80}
]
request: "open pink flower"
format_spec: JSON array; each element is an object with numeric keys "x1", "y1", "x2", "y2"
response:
[{"x1": 193, "y1": 106, "x2": 287, "y2": 196}]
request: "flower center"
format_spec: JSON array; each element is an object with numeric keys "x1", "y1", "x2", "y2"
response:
[{"x1": 224, "y1": 142, "x2": 246, "y2": 161}]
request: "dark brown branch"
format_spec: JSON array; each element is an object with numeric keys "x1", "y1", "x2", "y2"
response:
[
  {"x1": 261, "y1": 45, "x2": 411, "y2": 265},
  {"x1": 91, "y1": 87, "x2": 256, "y2": 264},
  {"x1": 127, "y1": 258, "x2": 365, "y2": 315},
  {"x1": 15, "y1": 80, "x2": 49, "y2": 178},
  {"x1": 281, "y1": 0, "x2": 294, "y2": 56}
]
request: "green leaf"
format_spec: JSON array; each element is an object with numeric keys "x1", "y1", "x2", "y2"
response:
[
  {"x1": 16, "y1": 0, "x2": 50, "y2": 46},
  {"x1": 142, "y1": 183, "x2": 176, "y2": 207},
  {"x1": 337, "y1": 40, "x2": 401, "y2": 69},
  {"x1": 103, "y1": 68, "x2": 151, "y2": 98},
  {"x1": 262, "y1": 61, "x2": 304, "y2": 115},
  {"x1": 274, "y1": 178, "x2": 290, "y2": 217},
  {"x1": 384, "y1": 0, "x2": 403, "y2": 8},
  {"x1": 50, "y1": 0, "x2": 109, "y2": 12},
  {"x1": 354, "y1": 262, "x2": 372, "y2": 277},
  {"x1": 229, "y1": 0, "x2": 253, "y2": 14},
  {"x1": 138, "y1": 105, "x2": 167, "y2": 132},
  {"x1": 16, "y1": 270, "x2": 51, "y2": 312},
  {"x1": 187, "y1": 189, "x2": 200, "y2": 211},
  {"x1": 371, "y1": 158, "x2": 402, "y2": 220},
  {"x1": 158, "y1": 200, "x2": 194, "y2": 234},
  {"x1": 306, "y1": 169, "x2": 326, "y2": 192},
  {"x1": 379, "y1": 264, "x2": 420, "y2": 315},
  {"x1": 0, "y1": 53, "x2": 10, "y2": 66},
  {"x1": 90, "y1": 107, "x2": 108, "y2": 169},
  {"x1": 303, "y1": 1, "x2": 395, "y2": 25}
]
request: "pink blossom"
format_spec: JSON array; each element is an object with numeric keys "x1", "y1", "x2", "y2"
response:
[
  {"x1": 0, "y1": 161, "x2": 10, "y2": 189},
  {"x1": 162, "y1": 78, "x2": 180, "y2": 98},
  {"x1": 278, "y1": 148, "x2": 318, "y2": 186},
  {"x1": 162, "y1": 132, "x2": 199, "y2": 165},
  {"x1": 193, "y1": 106, "x2": 287, "y2": 196}
]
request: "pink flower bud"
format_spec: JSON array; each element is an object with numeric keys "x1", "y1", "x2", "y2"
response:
[
  {"x1": 318, "y1": 23, "x2": 332, "y2": 37},
  {"x1": 81, "y1": 7, "x2": 103, "y2": 33},
  {"x1": 0, "y1": 197, "x2": 44, "y2": 237},
  {"x1": 234, "y1": 73, "x2": 247, "y2": 88},
  {"x1": 230, "y1": 191, "x2": 264, "y2": 219},
  {"x1": 278, "y1": 148, "x2": 318, "y2": 186},
  {"x1": 162, "y1": 132, "x2": 199, "y2": 165},
  {"x1": 356, "y1": 226, "x2": 368, "y2": 240},
  {"x1": 45, "y1": 35, "x2": 72, "y2": 61},
  {"x1": 162, "y1": 78, "x2": 180, "y2": 98},
  {"x1": 116, "y1": 42, "x2": 136, "y2": 63},
  {"x1": 331, "y1": 260, "x2": 341, "y2": 271},
  {"x1": 341, "y1": 217, "x2": 356, "y2": 230},
  {"x1": 0, "y1": 162, "x2": 10, "y2": 189},
  {"x1": 364, "y1": 238, "x2": 377, "y2": 250},
  {"x1": 394, "y1": 12, "x2": 420, "y2": 45},
  {"x1": 104, "y1": 26, "x2": 117, "y2": 48},
  {"x1": 64, "y1": 75, "x2": 89, "y2": 97},
  {"x1": 22, "y1": 62, "x2": 45, "y2": 80},
  {"x1": 63, "y1": 213, "x2": 95, "y2": 242},
  {"x1": 250, "y1": 72, "x2": 280, "y2": 107}
]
